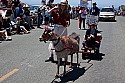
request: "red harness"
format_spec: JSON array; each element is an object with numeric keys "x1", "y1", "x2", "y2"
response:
[{"x1": 61, "y1": 37, "x2": 74, "y2": 50}]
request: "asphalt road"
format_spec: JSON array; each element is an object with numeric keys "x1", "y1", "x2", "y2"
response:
[{"x1": 0, "y1": 16, "x2": 125, "y2": 83}]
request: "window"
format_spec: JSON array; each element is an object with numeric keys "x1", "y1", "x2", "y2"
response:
[{"x1": 101, "y1": 8, "x2": 114, "y2": 12}]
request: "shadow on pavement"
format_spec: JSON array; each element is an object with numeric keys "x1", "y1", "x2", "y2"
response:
[
  {"x1": 51, "y1": 62, "x2": 93, "y2": 83},
  {"x1": 82, "y1": 53, "x2": 105, "y2": 61},
  {"x1": 59, "y1": 67, "x2": 85, "y2": 83},
  {"x1": 51, "y1": 67, "x2": 85, "y2": 83}
]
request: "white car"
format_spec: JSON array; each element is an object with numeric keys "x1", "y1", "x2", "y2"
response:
[{"x1": 99, "y1": 7, "x2": 115, "y2": 21}]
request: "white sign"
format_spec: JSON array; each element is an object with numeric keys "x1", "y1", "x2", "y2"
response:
[{"x1": 86, "y1": 15, "x2": 99, "y2": 25}]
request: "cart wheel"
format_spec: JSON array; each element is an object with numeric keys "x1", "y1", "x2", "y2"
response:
[
  {"x1": 82, "y1": 50, "x2": 87, "y2": 60},
  {"x1": 95, "y1": 49, "x2": 99, "y2": 54},
  {"x1": 82, "y1": 53, "x2": 85, "y2": 60}
]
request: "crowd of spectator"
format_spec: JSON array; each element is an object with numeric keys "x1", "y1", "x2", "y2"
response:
[
  {"x1": 0, "y1": 0, "x2": 35, "y2": 42},
  {"x1": 0, "y1": 0, "x2": 100, "y2": 44}
]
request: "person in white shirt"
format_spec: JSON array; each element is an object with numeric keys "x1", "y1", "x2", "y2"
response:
[{"x1": 78, "y1": 7, "x2": 87, "y2": 29}]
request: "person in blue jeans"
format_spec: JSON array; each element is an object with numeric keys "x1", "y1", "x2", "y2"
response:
[
  {"x1": 37, "y1": 6, "x2": 41, "y2": 28},
  {"x1": 90, "y1": 2, "x2": 100, "y2": 29}
]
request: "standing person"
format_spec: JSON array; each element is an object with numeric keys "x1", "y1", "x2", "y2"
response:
[
  {"x1": 90, "y1": 2, "x2": 100, "y2": 29},
  {"x1": 37, "y1": 6, "x2": 41, "y2": 28},
  {"x1": 0, "y1": 14, "x2": 3, "y2": 30},
  {"x1": 16, "y1": 4, "x2": 23, "y2": 18},
  {"x1": 24, "y1": 6, "x2": 31, "y2": 30},
  {"x1": 41, "y1": 6, "x2": 46, "y2": 25},
  {"x1": 45, "y1": 0, "x2": 70, "y2": 62},
  {"x1": 90, "y1": 2, "x2": 100, "y2": 16},
  {"x1": 45, "y1": 6, "x2": 50, "y2": 25},
  {"x1": 78, "y1": 7, "x2": 87, "y2": 29}
]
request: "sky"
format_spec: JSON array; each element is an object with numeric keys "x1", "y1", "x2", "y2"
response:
[{"x1": 21, "y1": 0, "x2": 125, "y2": 8}]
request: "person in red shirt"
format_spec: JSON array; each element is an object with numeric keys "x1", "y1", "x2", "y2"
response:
[
  {"x1": 45, "y1": 0, "x2": 70, "y2": 62},
  {"x1": 50, "y1": 2, "x2": 70, "y2": 34}
]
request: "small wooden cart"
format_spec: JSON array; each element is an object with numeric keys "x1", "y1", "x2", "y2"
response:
[{"x1": 81, "y1": 33, "x2": 102, "y2": 59}]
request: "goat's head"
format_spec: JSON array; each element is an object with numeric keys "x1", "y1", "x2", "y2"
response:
[{"x1": 39, "y1": 28, "x2": 54, "y2": 43}]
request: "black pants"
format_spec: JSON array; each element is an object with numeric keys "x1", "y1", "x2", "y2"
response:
[{"x1": 79, "y1": 18, "x2": 86, "y2": 29}]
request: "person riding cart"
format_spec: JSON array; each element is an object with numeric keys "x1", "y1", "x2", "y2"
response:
[
  {"x1": 82, "y1": 19, "x2": 102, "y2": 56},
  {"x1": 82, "y1": 22, "x2": 99, "y2": 48},
  {"x1": 81, "y1": 21, "x2": 102, "y2": 60}
]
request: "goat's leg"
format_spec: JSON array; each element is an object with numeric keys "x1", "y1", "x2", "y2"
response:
[
  {"x1": 76, "y1": 53, "x2": 79, "y2": 68},
  {"x1": 63, "y1": 57, "x2": 67, "y2": 75},
  {"x1": 69, "y1": 54, "x2": 73, "y2": 68},
  {"x1": 2, "y1": 31, "x2": 6, "y2": 40},
  {"x1": 55, "y1": 58, "x2": 60, "y2": 78}
]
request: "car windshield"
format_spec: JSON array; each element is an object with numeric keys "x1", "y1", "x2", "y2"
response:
[
  {"x1": 101, "y1": 8, "x2": 114, "y2": 12},
  {"x1": 6, "y1": 10, "x2": 12, "y2": 15},
  {"x1": 30, "y1": 6, "x2": 38, "y2": 10}
]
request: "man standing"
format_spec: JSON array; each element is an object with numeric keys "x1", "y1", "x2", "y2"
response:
[
  {"x1": 90, "y1": 2, "x2": 100, "y2": 16},
  {"x1": 89, "y1": 2, "x2": 100, "y2": 29},
  {"x1": 37, "y1": 6, "x2": 41, "y2": 28}
]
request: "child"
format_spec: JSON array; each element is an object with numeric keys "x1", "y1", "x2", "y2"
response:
[
  {"x1": 82, "y1": 23, "x2": 98, "y2": 48},
  {"x1": 44, "y1": 25, "x2": 54, "y2": 62},
  {"x1": 16, "y1": 17, "x2": 30, "y2": 34},
  {"x1": 16, "y1": 17, "x2": 21, "y2": 34}
]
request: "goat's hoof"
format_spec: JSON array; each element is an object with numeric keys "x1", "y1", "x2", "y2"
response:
[
  {"x1": 55, "y1": 74, "x2": 60, "y2": 78},
  {"x1": 62, "y1": 73, "x2": 66, "y2": 77},
  {"x1": 77, "y1": 65, "x2": 80, "y2": 68},
  {"x1": 69, "y1": 65, "x2": 72, "y2": 69},
  {"x1": 77, "y1": 64, "x2": 80, "y2": 68}
]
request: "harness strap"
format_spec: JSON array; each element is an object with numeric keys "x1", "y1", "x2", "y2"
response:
[
  {"x1": 53, "y1": 37, "x2": 60, "y2": 47},
  {"x1": 55, "y1": 38, "x2": 74, "y2": 52},
  {"x1": 61, "y1": 37, "x2": 74, "y2": 49},
  {"x1": 55, "y1": 46, "x2": 73, "y2": 52},
  {"x1": 55, "y1": 48, "x2": 66, "y2": 52}
]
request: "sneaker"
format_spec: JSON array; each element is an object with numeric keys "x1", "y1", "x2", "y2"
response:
[
  {"x1": 6, "y1": 36, "x2": 12, "y2": 41},
  {"x1": 45, "y1": 57, "x2": 54, "y2": 62},
  {"x1": 78, "y1": 28, "x2": 81, "y2": 30},
  {"x1": 24, "y1": 31, "x2": 30, "y2": 34},
  {"x1": 83, "y1": 28, "x2": 86, "y2": 30}
]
